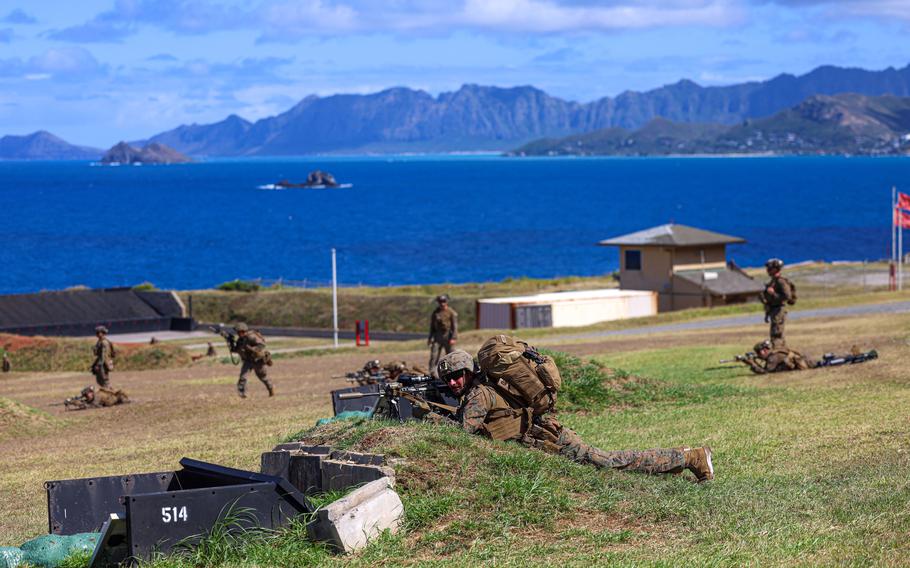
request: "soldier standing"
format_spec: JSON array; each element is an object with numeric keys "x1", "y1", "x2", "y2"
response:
[
  {"x1": 2, "y1": 353, "x2": 10, "y2": 373},
  {"x1": 432, "y1": 349, "x2": 714, "y2": 482},
  {"x1": 91, "y1": 326, "x2": 115, "y2": 388},
  {"x1": 760, "y1": 258, "x2": 795, "y2": 342},
  {"x1": 232, "y1": 322, "x2": 274, "y2": 398},
  {"x1": 428, "y1": 295, "x2": 458, "y2": 377}
]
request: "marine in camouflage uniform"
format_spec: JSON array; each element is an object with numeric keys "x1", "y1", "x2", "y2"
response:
[
  {"x1": 64, "y1": 385, "x2": 130, "y2": 410},
  {"x1": 428, "y1": 295, "x2": 458, "y2": 378},
  {"x1": 384, "y1": 360, "x2": 429, "y2": 381},
  {"x1": 232, "y1": 323, "x2": 274, "y2": 398},
  {"x1": 743, "y1": 339, "x2": 814, "y2": 374},
  {"x1": 91, "y1": 326, "x2": 115, "y2": 388},
  {"x1": 2, "y1": 353, "x2": 10, "y2": 373},
  {"x1": 759, "y1": 259, "x2": 795, "y2": 342},
  {"x1": 432, "y1": 349, "x2": 714, "y2": 481}
]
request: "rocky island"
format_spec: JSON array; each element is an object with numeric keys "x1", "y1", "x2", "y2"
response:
[
  {"x1": 275, "y1": 170, "x2": 339, "y2": 188},
  {"x1": 101, "y1": 141, "x2": 193, "y2": 165}
]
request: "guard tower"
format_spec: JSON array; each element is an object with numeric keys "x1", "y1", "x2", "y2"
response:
[{"x1": 598, "y1": 223, "x2": 763, "y2": 312}]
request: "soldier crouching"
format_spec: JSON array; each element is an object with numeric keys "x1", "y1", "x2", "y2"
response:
[
  {"x1": 431, "y1": 349, "x2": 714, "y2": 482},
  {"x1": 232, "y1": 322, "x2": 274, "y2": 398}
]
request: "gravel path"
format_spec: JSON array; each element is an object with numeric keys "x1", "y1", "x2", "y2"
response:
[{"x1": 548, "y1": 300, "x2": 910, "y2": 342}]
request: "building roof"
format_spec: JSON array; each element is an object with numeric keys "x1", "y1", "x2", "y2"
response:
[
  {"x1": 598, "y1": 224, "x2": 746, "y2": 247},
  {"x1": 673, "y1": 268, "x2": 764, "y2": 296},
  {"x1": 478, "y1": 288, "x2": 654, "y2": 305}
]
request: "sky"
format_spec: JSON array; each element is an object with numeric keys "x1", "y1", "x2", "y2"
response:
[{"x1": 1, "y1": 0, "x2": 909, "y2": 147}]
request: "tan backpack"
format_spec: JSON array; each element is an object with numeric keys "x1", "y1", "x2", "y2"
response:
[{"x1": 477, "y1": 335, "x2": 562, "y2": 415}]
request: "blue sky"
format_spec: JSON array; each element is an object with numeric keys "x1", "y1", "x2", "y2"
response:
[{"x1": 1, "y1": 0, "x2": 908, "y2": 147}]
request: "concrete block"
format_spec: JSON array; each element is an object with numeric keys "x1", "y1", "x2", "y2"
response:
[
  {"x1": 260, "y1": 451, "x2": 292, "y2": 480},
  {"x1": 307, "y1": 477, "x2": 403, "y2": 553},
  {"x1": 272, "y1": 442, "x2": 332, "y2": 454},
  {"x1": 288, "y1": 453, "x2": 327, "y2": 494},
  {"x1": 329, "y1": 450, "x2": 385, "y2": 466},
  {"x1": 321, "y1": 460, "x2": 395, "y2": 492}
]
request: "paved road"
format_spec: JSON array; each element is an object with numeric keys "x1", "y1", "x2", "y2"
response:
[{"x1": 549, "y1": 300, "x2": 910, "y2": 342}]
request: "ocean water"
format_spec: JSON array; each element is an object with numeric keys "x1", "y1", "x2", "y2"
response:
[{"x1": 0, "y1": 155, "x2": 905, "y2": 294}]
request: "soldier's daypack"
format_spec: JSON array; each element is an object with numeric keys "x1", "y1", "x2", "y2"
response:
[{"x1": 477, "y1": 335, "x2": 561, "y2": 415}]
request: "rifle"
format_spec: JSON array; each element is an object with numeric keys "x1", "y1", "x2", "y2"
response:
[
  {"x1": 718, "y1": 352, "x2": 756, "y2": 364},
  {"x1": 332, "y1": 370, "x2": 389, "y2": 385},
  {"x1": 209, "y1": 324, "x2": 239, "y2": 364},
  {"x1": 337, "y1": 380, "x2": 457, "y2": 422},
  {"x1": 816, "y1": 350, "x2": 878, "y2": 368}
]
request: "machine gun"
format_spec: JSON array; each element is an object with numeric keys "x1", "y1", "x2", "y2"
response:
[
  {"x1": 332, "y1": 369, "x2": 390, "y2": 386},
  {"x1": 816, "y1": 349, "x2": 878, "y2": 368},
  {"x1": 718, "y1": 352, "x2": 756, "y2": 364},
  {"x1": 336, "y1": 380, "x2": 457, "y2": 422},
  {"x1": 209, "y1": 324, "x2": 239, "y2": 364}
]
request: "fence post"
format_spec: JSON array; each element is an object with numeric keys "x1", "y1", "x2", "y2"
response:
[
  {"x1": 355, "y1": 320, "x2": 361, "y2": 347},
  {"x1": 364, "y1": 320, "x2": 370, "y2": 347}
]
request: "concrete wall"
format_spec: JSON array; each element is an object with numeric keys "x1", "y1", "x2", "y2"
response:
[{"x1": 618, "y1": 246, "x2": 673, "y2": 293}]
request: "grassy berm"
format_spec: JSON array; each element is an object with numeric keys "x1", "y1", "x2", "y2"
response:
[
  {"x1": 0, "y1": 333, "x2": 191, "y2": 372},
  {"x1": 144, "y1": 323, "x2": 910, "y2": 566}
]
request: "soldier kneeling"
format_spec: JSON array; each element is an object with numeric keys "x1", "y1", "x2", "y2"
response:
[
  {"x1": 64, "y1": 385, "x2": 130, "y2": 410},
  {"x1": 428, "y1": 339, "x2": 714, "y2": 482},
  {"x1": 744, "y1": 339, "x2": 878, "y2": 374}
]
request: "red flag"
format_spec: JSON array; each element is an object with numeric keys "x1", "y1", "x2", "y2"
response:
[
  {"x1": 900, "y1": 192, "x2": 910, "y2": 211},
  {"x1": 896, "y1": 207, "x2": 910, "y2": 229}
]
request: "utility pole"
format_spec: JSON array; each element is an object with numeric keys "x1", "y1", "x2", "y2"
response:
[{"x1": 332, "y1": 248, "x2": 339, "y2": 348}]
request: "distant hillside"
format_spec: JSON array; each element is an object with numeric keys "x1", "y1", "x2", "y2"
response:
[
  {"x1": 101, "y1": 141, "x2": 192, "y2": 165},
  {"x1": 143, "y1": 63, "x2": 910, "y2": 155},
  {"x1": 513, "y1": 94, "x2": 910, "y2": 156},
  {"x1": 0, "y1": 131, "x2": 100, "y2": 160}
]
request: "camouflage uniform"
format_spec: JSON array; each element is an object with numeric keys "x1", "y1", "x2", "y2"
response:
[
  {"x1": 92, "y1": 336, "x2": 116, "y2": 388},
  {"x1": 233, "y1": 330, "x2": 274, "y2": 396},
  {"x1": 455, "y1": 380, "x2": 686, "y2": 474},
  {"x1": 745, "y1": 345, "x2": 815, "y2": 374},
  {"x1": 206, "y1": 342, "x2": 217, "y2": 357},
  {"x1": 1, "y1": 353, "x2": 10, "y2": 373},
  {"x1": 384, "y1": 361, "x2": 429, "y2": 380},
  {"x1": 760, "y1": 274, "x2": 795, "y2": 342},
  {"x1": 65, "y1": 386, "x2": 130, "y2": 410},
  {"x1": 428, "y1": 306, "x2": 458, "y2": 377}
]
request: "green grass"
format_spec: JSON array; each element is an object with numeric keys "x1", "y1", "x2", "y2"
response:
[{"x1": 0, "y1": 335, "x2": 191, "y2": 372}]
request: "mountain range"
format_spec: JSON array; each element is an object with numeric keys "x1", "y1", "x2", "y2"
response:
[
  {"x1": 0, "y1": 131, "x2": 100, "y2": 160},
  {"x1": 140, "y1": 63, "x2": 910, "y2": 155},
  {"x1": 4, "y1": 63, "x2": 910, "y2": 159},
  {"x1": 513, "y1": 93, "x2": 910, "y2": 156}
]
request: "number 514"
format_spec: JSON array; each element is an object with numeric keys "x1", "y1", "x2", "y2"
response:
[{"x1": 161, "y1": 506, "x2": 188, "y2": 523}]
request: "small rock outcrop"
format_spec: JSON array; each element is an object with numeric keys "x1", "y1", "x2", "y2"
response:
[
  {"x1": 101, "y1": 141, "x2": 192, "y2": 165},
  {"x1": 276, "y1": 170, "x2": 339, "y2": 188}
]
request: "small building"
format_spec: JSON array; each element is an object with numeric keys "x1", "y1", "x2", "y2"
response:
[
  {"x1": 476, "y1": 289, "x2": 657, "y2": 330},
  {"x1": 598, "y1": 223, "x2": 763, "y2": 312}
]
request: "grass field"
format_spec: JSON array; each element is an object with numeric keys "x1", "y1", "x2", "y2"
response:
[{"x1": 1, "y1": 288, "x2": 907, "y2": 565}]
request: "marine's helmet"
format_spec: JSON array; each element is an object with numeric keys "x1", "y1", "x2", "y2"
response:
[
  {"x1": 437, "y1": 350, "x2": 476, "y2": 381},
  {"x1": 765, "y1": 258, "x2": 784, "y2": 271},
  {"x1": 436, "y1": 294, "x2": 449, "y2": 303},
  {"x1": 365, "y1": 359, "x2": 381, "y2": 371},
  {"x1": 81, "y1": 386, "x2": 95, "y2": 401},
  {"x1": 234, "y1": 322, "x2": 249, "y2": 332},
  {"x1": 95, "y1": 325, "x2": 109, "y2": 334},
  {"x1": 753, "y1": 339, "x2": 772, "y2": 354}
]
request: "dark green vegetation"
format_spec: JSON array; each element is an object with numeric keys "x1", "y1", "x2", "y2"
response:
[
  {"x1": 0, "y1": 334, "x2": 191, "y2": 372},
  {"x1": 515, "y1": 93, "x2": 910, "y2": 156}
]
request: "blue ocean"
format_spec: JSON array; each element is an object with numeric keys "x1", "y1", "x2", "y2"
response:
[{"x1": 0, "y1": 156, "x2": 904, "y2": 294}]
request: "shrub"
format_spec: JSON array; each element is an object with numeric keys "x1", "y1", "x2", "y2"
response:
[{"x1": 216, "y1": 280, "x2": 262, "y2": 293}]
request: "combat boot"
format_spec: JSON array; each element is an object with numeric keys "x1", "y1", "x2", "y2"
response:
[
  {"x1": 684, "y1": 447, "x2": 714, "y2": 482},
  {"x1": 267, "y1": 384, "x2": 274, "y2": 397},
  {"x1": 238, "y1": 390, "x2": 247, "y2": 399}
]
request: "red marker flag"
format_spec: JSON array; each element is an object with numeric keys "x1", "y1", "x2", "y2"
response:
[
  {"x1": 900, "y1": 192, "x2": 910, "y2": 211},
  {"x1": 895, "y1": 207, "x2": 910, "y2": 229}
]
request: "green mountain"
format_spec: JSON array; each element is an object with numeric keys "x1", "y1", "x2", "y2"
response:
[{"x1": 512, "y1": 94, "x2": 910, "y2": 157}]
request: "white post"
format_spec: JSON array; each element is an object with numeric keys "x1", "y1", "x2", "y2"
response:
[
  {"x1": 332, "y1": 248, "x2": 339, "y2": 348},
  {"x1": 893, "y1": 187, "x2": 897, "y2": 291},
  {"x1": 901, "y1": 221, "x2": 904, "y2": 291}
]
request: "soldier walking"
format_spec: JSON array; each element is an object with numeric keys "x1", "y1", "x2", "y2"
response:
[
  {"x1": 231, "y1": 322, "x2": 274, "y2": 398},
  {"x1": 760, "y1": 258, "x2": 796, "y2": 342},
  {"x1": 428, "y1": 294, "x2": 458, "y2": 378},
  {"x1": 91, "y1": 326, "x2": 115, "y2": 388},
  {"x1": 2, "y1": 352, "x2": 10, "y2": 373},
  {"x1": 431, "y1": 346, "x2": 714, "y2": 482}
]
